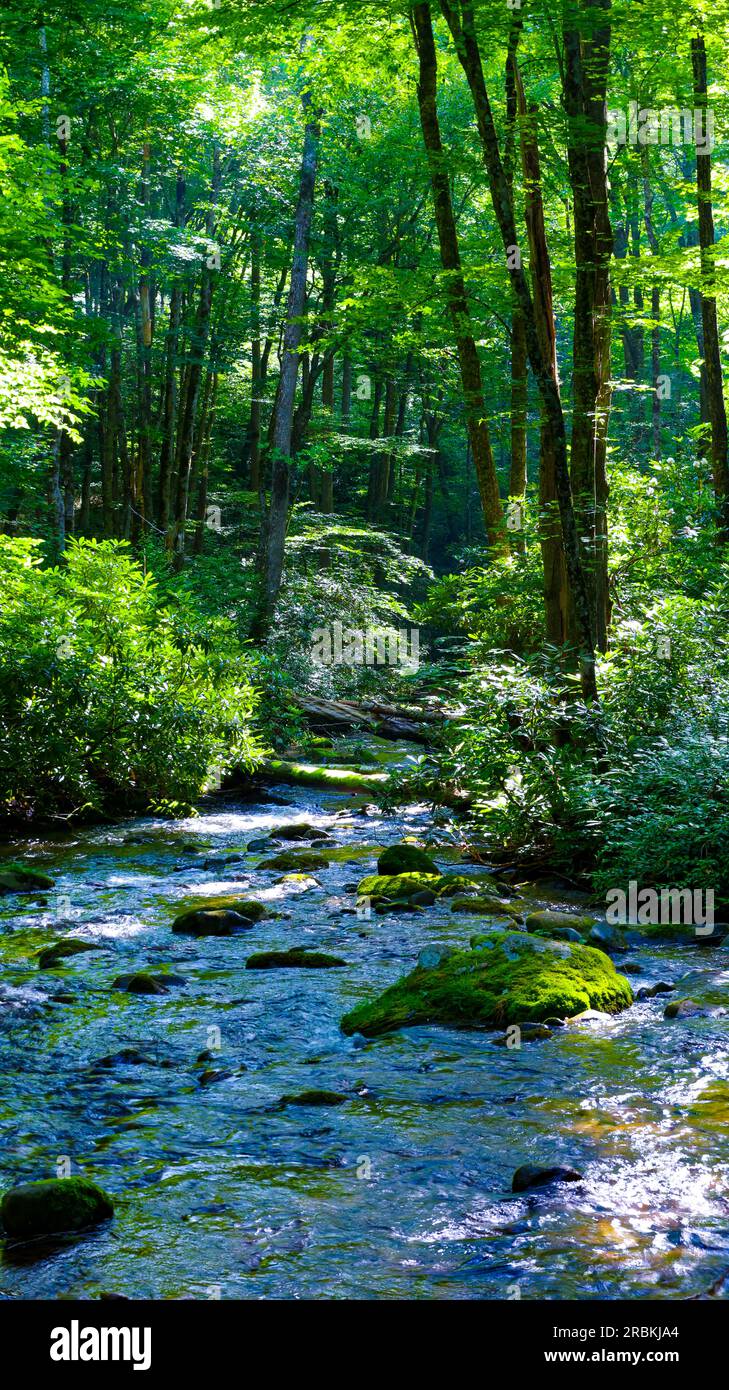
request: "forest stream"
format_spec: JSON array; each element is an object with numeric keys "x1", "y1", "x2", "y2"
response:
[{"x1": 1, "y1": 735, "x2": 728, "y2": 1302}]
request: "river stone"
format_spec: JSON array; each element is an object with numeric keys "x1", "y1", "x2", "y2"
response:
[
  {"x1": 36, "y1": 940, "x2": 101, "y2": 969},
  {"x1": 664, "y1": 998, "x2": 712, "y2": 1020},
  {"x1": 511, "y1": 1164, "x2": 583, "y2": 1193},
  {"x1": 279, "y1": 1090, "x2": 347, "y2": 1107},
  {"x1": 258, "y1": 851, "x2": 330, "y2": 871},
  {"x1": 377, "y1": 843, "x2": 438, "y2": 876},
  {"x1": 112, "y1": 972, "x2": 183, "y2": 994},
  {"x1": 588, "y1": 922, "x2": 628, "y2": 953},
  {"x1": 0, "y1": 863, "x2": 55, "y2": 894},
  {"x1": 418, "y1": 944, "x2": 456, "y2": 970},
  {"x1": 0, "y1": 1177, "x2": 113, "y2": 1237},
  {"x1": 341, "y1": 932, "x2": 632, "y2": 1037},
  {"x1": 246, "y1": 948, "x2": 347, "y2": 970},
  {"x1": 247, "y1": 837, "x2": 280, "y2": 853},
  {"x1": 494, "y1": 1022, "x2": 553, "y2": 1045},
  {"x1": 272, "y1": 823, "x2": 331, "y2": 841},
  {"x1": 450, "y1": 895, "x2": 523, "y2": 919},
  {"x1": 635, "y1": 981, "x2": 675, "y2": 1000},
  {"x1": 172, "y1": 907, "x2": 255, "y2": 936},
  {"x1": 410, "y1": 889, "x2": 437, "y2": 907},
  {"x1": 357, "y1": 872, "x2": 442, "y2": 904},
  {"x1": 532, "y1": 925, "x2": 583, "y2": 944},
  {"x1": 526, "y1": 909, "x2": 597, "y2": 934}
]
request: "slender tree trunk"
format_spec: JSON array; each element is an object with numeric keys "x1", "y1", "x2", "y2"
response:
[
  {"x1": 411, "y1": 3, "x2": 505, "y2": 550},
  {"x1": 691, "y1": 35, "x2": 729, "y2": 535}
]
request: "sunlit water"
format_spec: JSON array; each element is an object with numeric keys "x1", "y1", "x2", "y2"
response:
[{"x1": 1, "y1": 740, "x2": 729, "y2": 1300}]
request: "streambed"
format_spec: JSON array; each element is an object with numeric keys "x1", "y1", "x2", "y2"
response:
[{"x1": 1, "y1": 739, "x2": 728, "y2": 1300}]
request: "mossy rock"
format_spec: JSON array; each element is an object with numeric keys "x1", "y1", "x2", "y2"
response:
[
  {"x1": 280, "y1": 1090, "x2": 347, "y2": 1107},
  {"x1": 357, "y1": 872, "x2": 441, "y2": 903},
  {"x1": 36, "y1": 940, "x2": 101, "y2": 970},
  {"x1": 258, "y1": 851, "x2": 330, "y2": 871},
  {"x1": 451, "y1": 895, "x2": 523, "y2": 920},
  {"x1": 0, "y1": 1177, "x2": 113, "y2": 1237},
  {"x1": 175, "y1": 896, "x2": 271, "y2": 924},
  {"x1": 274, "y1": 873, "x2": 320, "y2": 890},
  {"x1": 172, "y1": 907, "x2": 256, "y2": 936},
  {"x1": 261, "y1": 759, "x2": 388, "y2": 792},
  {"x1": 272, "y1": 823, "x2": 330, "y2": 842},
  {"x1": 0, "y1": 863, "x2": 55, "y2": 894},
  {"x1": 246, "y1": 948, "x2": 347, "y2": 970},
  {"x1": 525, "y1": 909, "x2": 597, "y2": 935},
  {"x1": 435, "y1": 874, "x2": 492, "y2": 898},
  {"x1": 340, "y1": 932, "x2": 632, "y2": 1037},
  {"x1": 377, "y1": 843, "x2": 438, "y2": 876},
  {"x1": 112, "y1": 972, "x2": 183, "y2": 994}
]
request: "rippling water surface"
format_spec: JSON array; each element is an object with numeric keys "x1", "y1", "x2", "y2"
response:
[{"x1": 1, "y1": 740, "x2": 728, "y2": 1300}]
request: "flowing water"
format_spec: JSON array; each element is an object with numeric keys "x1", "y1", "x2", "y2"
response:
[{"x1": 1, "y1": 737, "x2": 729, "y2": 1301}]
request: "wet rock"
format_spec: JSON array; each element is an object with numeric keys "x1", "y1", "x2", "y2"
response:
[
  {"x1": 418, "y1": 944, "x2": 456, "y2": 970},
  {"x1": 0, "y1": 1177, "x2": 114, "y2": 1237},
  {"x1": 202, "y1": 854, "x2": 246, "y2": 870},
  {"x1": 621, "y1": 961, "x2": 643, "y2": 975},
  {"x1": 451, "y1": 895, "x2": 523, "y2": 920},
  {"x1": 198, "y1": 1069, "x2": 233, "y2": 1086},
  {"x1": 664, "y1": 998, "x2": 712, "y2": 1020},
  {"x1": 0, "y1": 863, "x2": 55, "y2": 894},
  {"x1": 525, "y1": 909, "x2": 597, "y2": 935},
  {"x1": 635, "y1": 981, "x2": 675, "y2": 1000},
  {"x1": 273, "y1": 823, "x2": 331, "y2": 842},
  {"x1": 533, "y1": 925, "x2": 583, "y2": 944},
  {"x1": 112, "y1": 972, "x2": 184, "y2": 994},
  {"x1": 258, "y1": 851, "x2": 330, "y2": 871},
  {"x1": 246, "y1": 947, "x2": 347, "y2": 970},
  {"x1": 279, "y1": 1090, "x2": 347, "y2": 1107},
  {"x1": 36, "y1": 940, "x2": 101, "y2": 970},
  {"x1": 376, "y1": 843, "x2": 438, "y2": 876},
  {"x1": 341, "y1": 932, "x2": 632, "y2": 1037},
  {"x1": 588, "y1": 923, "x2": 628, "y2": 954},
  {"x1": 410, "y1": 889, "x2": 437, "y2": 907},
  {"x1": 511, "y1": 1164, "x2": 583, "y2": 1194},
  {"x1": 274, "y1": 873, "x2": 320, "y2": 890},
  {"x1": 357, "y1": 872, "x2": 441, "y2": 904},
  {"x1": 246, "y1": 837, "x2": 280, "y2": 853},
  {"x1": 171, "y1": 907, "x2": 255, "y2": 936},
  {"x1": 90, "y1": 1048, "x2": 157, "y2": 1069},
  {"x1": 374, "y1": 898, "x2": 424, "y2": 916},
  {"x1": 494, "y1": 1022, "x2": 553, "y2": 1045}
]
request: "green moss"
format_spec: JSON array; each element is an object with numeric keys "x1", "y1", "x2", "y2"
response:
[
  {"x1": 377, "y1": 843, "x2": 439, "y2": 875},
  {"x1": 246, "y1": 948, "x2": 347, "y2": 969},
  {"x1": 279, "y1": 1090, "x2": 347, "y2": 1107},
  {"x1": 36, "y1": 939, "x2": 100, "y2": 969},
  {"x1": 450, "y1": 895, "x2": 523, "y2": 919},
  {"x1": 0, "y1": 863, "x2": 55, "y2": 894},
  {"x1": 340, "y1": 932, "x2": 633, "y2": 1037},
  {"x1": 174, "y1": 896, "x2": 271, "y2": 923},
  {"x1": 172, "y1": 907, "x2": 256, "y2": 935},
  {"x1": 261, "y1": 760, "x2": 388, "y2": 792},
  {"x1": 357, "y1": 872, "x2": 441, "y2": 902},
  {"x1": 0, "y1": 1177, "x2": 113, "y2": 1237},
  {"x1": 525, "y1": 909, "x2": 597, "y2": 934},
  {"x1": 258, "y1": 850, "x2": 330, "y2": 871}
]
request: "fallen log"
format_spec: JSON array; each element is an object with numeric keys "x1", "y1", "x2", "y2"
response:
[
  {"x1": 292, "y1": 693, "x2": 437, "y2": 744},
  {"x1": 260, "y1": 759, "x2": 389, "y2": 792}
]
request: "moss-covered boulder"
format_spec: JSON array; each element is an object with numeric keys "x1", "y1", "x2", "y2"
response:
[
  {"x1": 525, "y1": 909, "x2": 597, "y2": 935},
  {"x1": 0, "y1": 863, "x2": 55, "y2": 894},
  {"x1": 258, "y1": 851, "x2": 330, "y2": 871},
  {"x1": 261, "y1": 759, "x2": 388, "y2": 792},
  {"x1": 279, "y1": 1090, "x2": 347, "y2": 1107},
  {"x1": 172, "y1": 907, "x2": 256, "y2": 936},
  {"x1": 357, "y1": 872, "x2": 441, "y2": 903},
  {"x1": 36, "y1": 940, "x2": 101, "y2": 970},
  {"x1": 377, "y1": 843, "x2": 438, "y2": 876},
  {"x1": 341, "y1": 932, "x2": 632, "y2": 1037},
  {"x1": 434, "y1": 875, "x2": 486, "y2": 898},
  {"x1": 246, "y1": 947, "x2": 347, "y2": 970},
  {"x1": 274, "y1": 873, "x2": 320, "y2": 890},
  {"x1": 0, "y1": 1177, "x2": 113, "y2": 1237},
  {"x1": 451, "y1": 895, "x2": 523, "y2": 920}
]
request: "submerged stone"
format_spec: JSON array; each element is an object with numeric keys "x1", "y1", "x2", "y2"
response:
[
  {"x1": 511, "y1": 1164, "x2": 583, "y2": 1193},
  {"x1": 258, "y1": 851, "x2": 330, "y2": 871},
  {"x1": 0, "y1": 863, "x2": 55, "y2": 894},
  {"x1": 377, "y1": 843, "x2": 438, "y2": 876},
  {"x1": 664, "y1": 998, "x2": 712, "y2": 1020},
  {"x1": 1, "y1": 1177, "x2": 113, "y2": 1237},
  {"x1": 340, "y1": 932, "x2": 632, "y2": 1037},
  {"x1": 279, "y1": 1090, "x2": 347, "y2": 1107},
  {"x1": 273, "y1": 823, "x2": 330, "y2": 842},
  {"x1": 246, "y1": 948, "x2": 347, "y2": 970},
  {"x1": 112, "y1": 972, "x2": 183, "y2": 994},
  {"x1": 36, "y1": 940, "x2": 101, "y2": 969}
]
